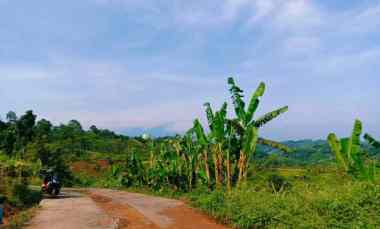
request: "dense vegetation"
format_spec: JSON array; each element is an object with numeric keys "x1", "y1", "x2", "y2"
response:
[
  {"x1": 0, "y1": 110, "x2": 134, "y2": 226},
  {"x1": 1, "y1": 77, "x2": 379, "y2": 228}
]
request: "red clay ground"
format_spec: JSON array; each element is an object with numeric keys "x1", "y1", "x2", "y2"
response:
[
  {"x1": 89, "y1": 189, "x2": 228, "y2": 229},
  {"x1": 26, "y1": 188, "x2": 229, "y2": 229}
]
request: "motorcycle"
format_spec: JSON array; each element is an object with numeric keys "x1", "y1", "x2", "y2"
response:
[{"x1": 41, "y1": 174, "x2": 61, "y2": 196}]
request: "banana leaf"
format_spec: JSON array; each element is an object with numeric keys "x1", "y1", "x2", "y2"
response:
[
  {"x1": 328, "y1": 133, "x2": 349, "y2": 171},
  {"x1": 257, "y1": 137, "x2": 292, "y2": 153},
  {"x1": 348, "y1": 119, "x2": 362, "y2": 158},
  {"x1": 212, "y1": 112, "x2": 226, "y2": 142},
  {"x1": 246, "y1": 82, "x2": 265, "y2": 124},
  {"x1": 193, "y1": 119, "x2": 208, "y2": 146},
  {"x1": 364, "y1": 133, "x2": 380, "y2": 149},
  {"x1": 368, "y1": 160, "x2": 376, "y2": 183},
  {"x1": 254, "y1": 106, "x2": 288, "y2": 128},
  {"x1": 242, "y1": 125, "x2": 259, "y2": 155},
  {"x1": 228, "y1": 119, "x2": 244, "y2": 136},
  {"x1": 204, "y1": 103, "x2": 214, "y2": 131},
  {"x1": 228, "y1": 77, "x2": 246, "y2": 121}
]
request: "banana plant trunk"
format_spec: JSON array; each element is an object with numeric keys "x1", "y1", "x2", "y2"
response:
[
  {"x1": 213, "y1": 144, "x2": 224, "y2": 189},
  {"x1": 226, "y1": 150, "x2": 232, "y2": 191},
  {"x1": 217, "y1": 145, "x2": 224, "y2": 186},
  {"x1": 188, "y1": 173, "x2": 193, "y2": 191},
  {"x1": 237, "y1": 151, "x2": 248, "y2": 186},
  {"x1": 203, "y1": 149, "x2": 211, "y2": 189},
  {"x1": 213, "y1": 151, "x2": 221, "y2": 188}
]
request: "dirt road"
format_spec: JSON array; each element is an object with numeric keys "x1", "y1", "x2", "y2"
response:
[
  {"x1": 25, "y1": 191, "x2": 116, "y2": 229},
  {"x1": 26, "y1": 189, "x2": 228, "y2": 229}
]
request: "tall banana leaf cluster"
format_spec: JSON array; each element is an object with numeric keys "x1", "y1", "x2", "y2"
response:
[
  {"x1": 327, "y1": 119, "x2": 377, "y2": 182},
  {"x1": 192, "y1": 77, "x2": 291, "y2": 189}
]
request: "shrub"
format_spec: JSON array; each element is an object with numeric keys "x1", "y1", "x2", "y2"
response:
[
  {"x1": 9, "y1": 184, "x2": 41, "y2": 208},
  {"x1": 266, "y1": 173, "x2": 291, "y2": 193},
  {"x1": 189, "y1": 178, "x2": 380, "y2": 228}
]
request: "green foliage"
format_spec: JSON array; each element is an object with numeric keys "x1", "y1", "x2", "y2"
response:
[
  {"x1": 266, "y1": 173, "x2": 291, "y2": 193},
  {"x1": 365, "y1": 133, "x2": 380, "y2": 149},
  {"x1": 254, "y1": 106, "x2": 289, "y2": 129},
  {"x1": 327, "y1": 119, "x2": 377, "y2": 182},
  {"x1": 226, "y1": 77, "x2": 290, "y2": 185},
  {"x1": 189, "y1": 176, "x2": 380, "y2": 229},
  {"x1": 0, "y1": 157, "x2": 41, "y2": 228},
  {"x1": 8, "y1": 184, "x2": 42, "y2": 208}
]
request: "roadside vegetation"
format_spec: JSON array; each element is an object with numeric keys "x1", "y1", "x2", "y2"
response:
[{"x1": 1, "y1": 77, "x2": 379, "y2": 228}]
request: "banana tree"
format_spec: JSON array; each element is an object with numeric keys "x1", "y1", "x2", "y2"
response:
[
  {"x1": 170, "y1": 131, "x2": 202, "y2": 191},
  {"x1": 327, "y1": 119, "x2": 376, "y2": 182},
  {"x1": 204, "y1": 102, "x2": 229, "y2": 188},
  {"x1": 227, "y1": 77, "x2": 290, "y2": 185},
  {"x1": 193, "y1": 119, "x2": 211, "y2": 189},
  {"x1": 193, "y1": 102, "x2": 229, "y2": 189}
]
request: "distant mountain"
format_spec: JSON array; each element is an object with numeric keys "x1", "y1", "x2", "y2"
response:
[
  {"x1": 118, "y1": 126, "x2": 177, "y2": 137},
  {"x1": 282, "y1": 139, "x2": 326, "y2": 147},
  {"x1": 256, "y1": 139, "x2": 379, "y2": 166}
]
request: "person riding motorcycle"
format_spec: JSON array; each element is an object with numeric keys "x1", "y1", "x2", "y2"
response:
[{"x1": 40, "y1": 169, "x2": 61, "y2": 196}]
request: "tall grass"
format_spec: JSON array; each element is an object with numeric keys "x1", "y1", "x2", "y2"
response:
[{"x1": 189, "y1": 170, "x2": 380, "y2": 228}]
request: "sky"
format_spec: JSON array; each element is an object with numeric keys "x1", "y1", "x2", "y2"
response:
[{"x1": 0, "y1": 0, "x2": 379, "y2": 140}]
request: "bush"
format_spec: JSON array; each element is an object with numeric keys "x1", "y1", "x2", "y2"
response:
[
  {"x1": 266, "y1": 174, "x2": 291, "y2": 193},
  {"x1": 189, "y1": 180, "x2": 380, "y2": 228},
  {"x1": 8, "y1": 183, "x2": 41, "y2": 208}
]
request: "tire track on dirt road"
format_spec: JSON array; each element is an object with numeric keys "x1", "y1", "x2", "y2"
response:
[
  {"x1": 89, "y1": 189, "x2": 229, "y2": 229},
  {"x1": 26, "y1": 191, "x2": 116, "y2": 229},
  {"x1": 26, "y1": 189, "x2": 229, "y2": 229}
]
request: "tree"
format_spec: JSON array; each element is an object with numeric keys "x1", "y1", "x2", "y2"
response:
[
  {"x1": 35, "y1": 119, "x2": 53, "y2": 139},
  {"x1": 193, "y1": 119, "x2": 212, "y2": 189},
  {"x1": 2, "y1": 128, "x2": 16, "y2": 155},
  {"x1": 328, "y1": 119, "x2": 376, "y2": 182},
  {"x1": 90, "y1": 125, "x2": 100, "y2": 135},
  {"x1": 203, "y1": 102, "x2": 229, "y2": 188},
  {"x1": 68, "y1": 120, "x2": 83, "y2": 133},
  {"x1": 6, "y1": 111, "x2": 17, "y2": 123},
  {"x1": 0, "y1": 119, "x2": 7, "y2": 131},
  {"x1": 192, "y1": 78, "x2": 291, "y2": 189},
  {"x1": 227, "y1": 77, "x2": 291, "y2": 185},
  {"x1": 16, "y1": 110, "x2": 37, "y2": 144}
]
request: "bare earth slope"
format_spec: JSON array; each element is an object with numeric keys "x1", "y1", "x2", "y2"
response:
[{"x1": 26, "y1": 189, "x2": 228, "y2": 229}]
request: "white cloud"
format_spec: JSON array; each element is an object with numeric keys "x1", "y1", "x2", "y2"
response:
[
  {"x1": 273, "y1": 0, "x2": 322, "y2": 29},
  {"x1": 282, "y1": 36, "x2": 320, "y2": 57},
  {"x1": 93, "y1": 0, "x2": 322, "y2": 30},
  {"x1": 315, "y1": 48, "x2": 380, "y2": 76},
  {"x1": 248, "y1": 0, "x2": 276, "y2": 23},
  {"x1": 0, "y1": 58, "x2": 224, "y2": 132},
  {"x1": 0, "y1": 66, "x2": 53, "y2": 80},
  {"x1": 339, "y1": 3, "x2": 380, "y2": 34}
]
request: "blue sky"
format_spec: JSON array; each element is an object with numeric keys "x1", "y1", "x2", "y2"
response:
[{"x1": 0, "y1": 0, "x2": 379, "y2": 140}]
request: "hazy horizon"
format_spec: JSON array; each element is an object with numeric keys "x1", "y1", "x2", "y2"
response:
[{"x1": 1, "y1": 0, "x2": 379, "y2": 140}]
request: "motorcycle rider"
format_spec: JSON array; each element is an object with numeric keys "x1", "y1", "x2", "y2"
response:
[{"x1": 41, "y1": 168, "x2": 61, "y2": 195}]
